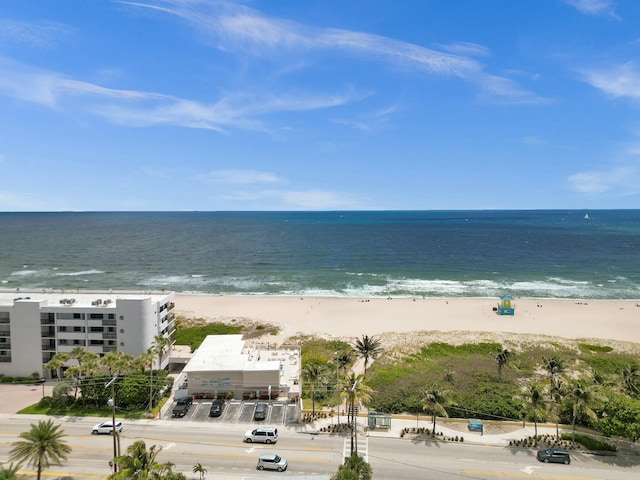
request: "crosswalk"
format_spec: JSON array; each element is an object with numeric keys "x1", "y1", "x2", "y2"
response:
[{"x1": 342, "y1": 434, "x2": 368, "y2": 463}]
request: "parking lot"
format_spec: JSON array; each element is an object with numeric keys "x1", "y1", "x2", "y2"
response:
[{"x1": 164, "y1": 399, "x2": 300, "y2": 425}]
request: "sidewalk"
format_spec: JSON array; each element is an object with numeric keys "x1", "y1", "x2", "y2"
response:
[{"x1": 304, "y1": 414, "x2": 561, "y2": 447}]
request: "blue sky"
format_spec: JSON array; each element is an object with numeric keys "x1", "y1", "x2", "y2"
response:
[{"x1": 1, "y1": 0, "x2": 639, "y2": 211}]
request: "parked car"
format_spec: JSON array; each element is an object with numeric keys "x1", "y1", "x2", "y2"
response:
[
  {"x1": 244, "y1": 427, "x2": 278, "y2": 444},
  {"x1": 172, "y1": 396, "x2": 193, "y2": 417},
  {"x1": 209, "y1": 398, "x2": 225, "y2": 417},
  {"x1": 92, "y1": 421, "x2": 123, "y2": 435},
  {"x1": 254, "y1": 403, "x2": 267, "y2": 420},
  {"x1": 256, "y1": 453, "x2": 287, "y2": 472},
  {"x1": 537, "y1": 448, "x2": 570, "y2": 464}
]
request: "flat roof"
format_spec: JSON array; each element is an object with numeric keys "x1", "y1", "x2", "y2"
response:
[
  {"x1": 0, "y1": 289, "x2": 173, "y2": 309},
  {"x1": 183, "y1": 334, "x2": 280, "y2": 373}
]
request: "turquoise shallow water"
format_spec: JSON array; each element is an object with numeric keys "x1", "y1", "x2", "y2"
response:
[{"x1": 0, "y1": 210, "x2": 638, "y2": 299}]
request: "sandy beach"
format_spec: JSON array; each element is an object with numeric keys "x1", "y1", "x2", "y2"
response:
[{"x1": 174, "y1": 295, "x2": 640, "y2": 349}]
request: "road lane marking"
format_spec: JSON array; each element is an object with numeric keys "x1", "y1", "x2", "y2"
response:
[{"x1": 461, "y1": 470, "x2": 602, "y2": 479}]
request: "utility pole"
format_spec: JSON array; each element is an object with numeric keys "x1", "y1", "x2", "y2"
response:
[
  {"x1": 106, "y1": 376, "x2": 119, "y2": 473},
  {"x1": 350, "y1": 380, "x2": 358, "y2": 457}
]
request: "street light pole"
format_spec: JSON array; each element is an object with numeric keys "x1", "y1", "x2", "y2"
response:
[{"x1": 106, "y1": 376, "x2": 118, "y2": 473}]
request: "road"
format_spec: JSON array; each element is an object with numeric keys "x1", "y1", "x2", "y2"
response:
[{"x1": 1, "y1": 414, "x2": 639, "y2": 479}]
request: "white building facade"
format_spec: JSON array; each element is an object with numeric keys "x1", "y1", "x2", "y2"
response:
[
  {"x1": 178, "y1": 334, "x2": 300, "y2": 401},
  {"x1": 0, "y1": 290, "x2": 176, "y2": 378}
]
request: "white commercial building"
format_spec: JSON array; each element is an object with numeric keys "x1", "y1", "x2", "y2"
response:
[
  {"x1": 177, "y1": 334, "x2": 301, "y2": 401},
  {"x1": 0, "y1": 289, "x2": 176, "y2": 378}
]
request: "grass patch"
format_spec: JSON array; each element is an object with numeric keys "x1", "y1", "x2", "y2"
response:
[
  {"x1": 174, "y1": 322, "x2": 243, "y2": 351},
  {"x1": 579, "y1": 343, "x2": 614, "y2": 353}
]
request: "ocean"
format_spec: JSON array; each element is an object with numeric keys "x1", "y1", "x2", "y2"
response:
[{"x1": 0, "y1": 210, "x2": 638, "y2": 299}]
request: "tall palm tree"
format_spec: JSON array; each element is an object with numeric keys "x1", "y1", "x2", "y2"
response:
[
  {"x1": 516, "y1": 384, "x2": 547, "y2": 437},
  {"x1": 543, "y1": 356, "x2": 565, "y2": 388},
  {"x1": 302, "y1": 361, "x2": 331, "y2": 416},
  {"x1": 44, "y1": 353, "x2": 68, "y2": 381},
  {"x1": 337, "y1": 351, "x2": 353, "y2": 377},
  {"x1": 565, "y1": 379, "x2": 604, "y2": 443},
  {"x1": 421, "y1": 385, "x2": 455, "y2": 435},
  {"x1": 152, "y1": 334, "x2": 172, "y2": 370},
  {"x1": 495, "y1": 349, "x2": 511, "y2": 378},
  {"x1": 110, "y1": 440, "x2": 162, "y2": 479},
  {"x1": 340, "y1": 373, "x2": 373, "y2": 457},
  {"x1": 549, "y1": 377, "x2": 567, "y2": 439},
  {"x1": 9, "y1": 420, "x2": 72, "y2": 480},
  {"x1": 101, "y1": 351, "x2": 134, "y2": 375},
  {"x1": 352, "y1": 335, "x2": 383, "y2": 376},
  {"x1": 192, "y1": 461, "x2": 207, "y2": 480}
]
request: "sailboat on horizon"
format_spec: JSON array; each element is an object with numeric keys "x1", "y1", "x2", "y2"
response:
[{"x1": 584, "y1": 213, "x2": 590, "y2": 219}]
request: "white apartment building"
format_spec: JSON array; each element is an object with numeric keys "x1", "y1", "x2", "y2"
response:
[{"x1": 0, "y1": 290, "x2": 176, "y2": 378}]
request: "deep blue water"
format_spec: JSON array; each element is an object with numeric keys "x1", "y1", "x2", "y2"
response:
[{"x1": 0, "y1": 210, "x2": 638, "y2": 299}]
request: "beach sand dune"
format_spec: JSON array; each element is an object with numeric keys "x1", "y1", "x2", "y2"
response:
[{"x1": 174, "y1": 295, "x2": 640, "y2": 351}]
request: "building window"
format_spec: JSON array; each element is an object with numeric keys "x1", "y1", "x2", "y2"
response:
[
  {"x1": 73, "y1": 326, "x2": 84, "y2": 333},
  {"x1": 58, "y1": 326, "x2": 67, "y2": 332},
  {"x1": 89, "y1": 327, "x2": 104, "y2": 333},
  {"x1": 73, "y1": 313, "x2": 84, "y2": 319},
  {"x1": 90, "y1": 314, "x2": 104, "y2": 319},
  {"x1": 108, "y1": 314, "x2": 115, "y2": 319}
]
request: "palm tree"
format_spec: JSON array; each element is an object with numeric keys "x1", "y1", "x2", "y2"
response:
[
  {"x1": 543, "y1": 356, "x2": 565, "y2": 388},
  {"x1": 152, "y1": 334, "x2": 172, "y2": 370},
  {"x1": 621, "y1": 364, "x2": 640, "y2": 397},
  {"x1": 336, "y1": 351, "x2": 353, "y2": 377},
  {"x1": 0, "y1": 462, "x2": 22, "y2": 480},
  {"x1": 9, "y1": 420, "x2": 71, "y2": 480},
  {"x1": 352, "y1": 335, "x2": 383, "y2": 376},
  {"x1": 192, "y1": 462, "x2": 207, "y2": 480},
  {"x1": 549, "y1": 377, "x2": 567, "y2": 439},
  {"x1": 495, "y1": 349, "x2": 511, "y2": 378},
  {"x1": 332, "y1": 453, "x2": 373, "y2": 480},
  {"x1": 421, "y1": 386, "x2": 455, "y2": 435},
  {"x1": 302, "y1": 361, "x2": 331, "y2": 416},
  {"x1": 101, "y1": 351, "x2": 134, "y2": 375},
  {"x1": 44, "y1": 353, "x2": 68, "y2": 381},
  {"x1": 516, "y1": 384, "x2": 547, "y2": 437},
  {"x1": 110, "y1": 440, "x2": 162, "y2": 479},
  {"x1": 565, "y1": 379, "x2": 604, "y2": 443},
  {"x1": 340, "y1": 373, "x2": 373, "y2": 457}
]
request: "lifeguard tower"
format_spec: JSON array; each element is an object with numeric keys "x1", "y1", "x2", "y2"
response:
[{"x1": 497, "y1": 295, "x2": 515, "y2": 315}]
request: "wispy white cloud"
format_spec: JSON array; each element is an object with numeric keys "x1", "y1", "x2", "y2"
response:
[
  {"x1": 438, "y1": 42, "x2": 491, "y2": 57},
  {"x1": 217, "y1": 187, "x2": 364, "y2": 210},
  {"x1": 195, "y1": 169, "x2": 285, "y2": 184},
  {"x1": 568, "y1": 166, "x2": 637, "y2": 193},
  {"x1": 0, "y1": 56, "x2": 360, "y2": 131},
  {"x1": 582, "y1": 62, "x2": 640, "y2": 100},
  {"x1": 128, "y1": 0, "x2": 547, "y2": 105},
  {"x1": 563, "y1": 0, "x2": 620, "y2": 19},
  {"x1": 0, "y1": 190, "x2": 51, "y2": 211},
  {"x1": 0, "y1": 19, "x2": 73, "y2": 48}
]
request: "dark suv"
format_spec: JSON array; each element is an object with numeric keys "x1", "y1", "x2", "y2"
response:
[
  {"x1": 172, "y1": 396, "x2": 193, "y2": 417},
  {"x1": 209, "y1": 398, "x2": 225, "y2": 417},
  {"x1": 537, "y1": 448, "x2": 570, "y2": 464},
  {"x1": 254, "y1": 403, "x2": 267, "y2": 421}
]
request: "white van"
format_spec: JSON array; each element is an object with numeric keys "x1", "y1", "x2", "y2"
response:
[
  {"x1": 244, "y1": 426, "x2": 278, "y2": 444},
  {"x1": 257, "y1": 453, "x2": 287, "y2": 471}
]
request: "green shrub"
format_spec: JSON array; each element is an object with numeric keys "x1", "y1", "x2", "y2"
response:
[{"x1": 561, "y1": 433, "x2": 616, "y2": 452}]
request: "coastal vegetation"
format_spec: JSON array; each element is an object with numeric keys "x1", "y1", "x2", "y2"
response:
[{"x1": 296, "y1": 334, "x2": 640, "y2": 443}]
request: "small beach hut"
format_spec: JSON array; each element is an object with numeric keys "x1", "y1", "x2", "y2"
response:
[{"x1": 497, "y1": 295, "x2": 515, "y2": 315}]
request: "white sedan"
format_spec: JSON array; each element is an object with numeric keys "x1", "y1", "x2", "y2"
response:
[{"x1": 92, "y1": 421, "x2": 123, "y2": 435}]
